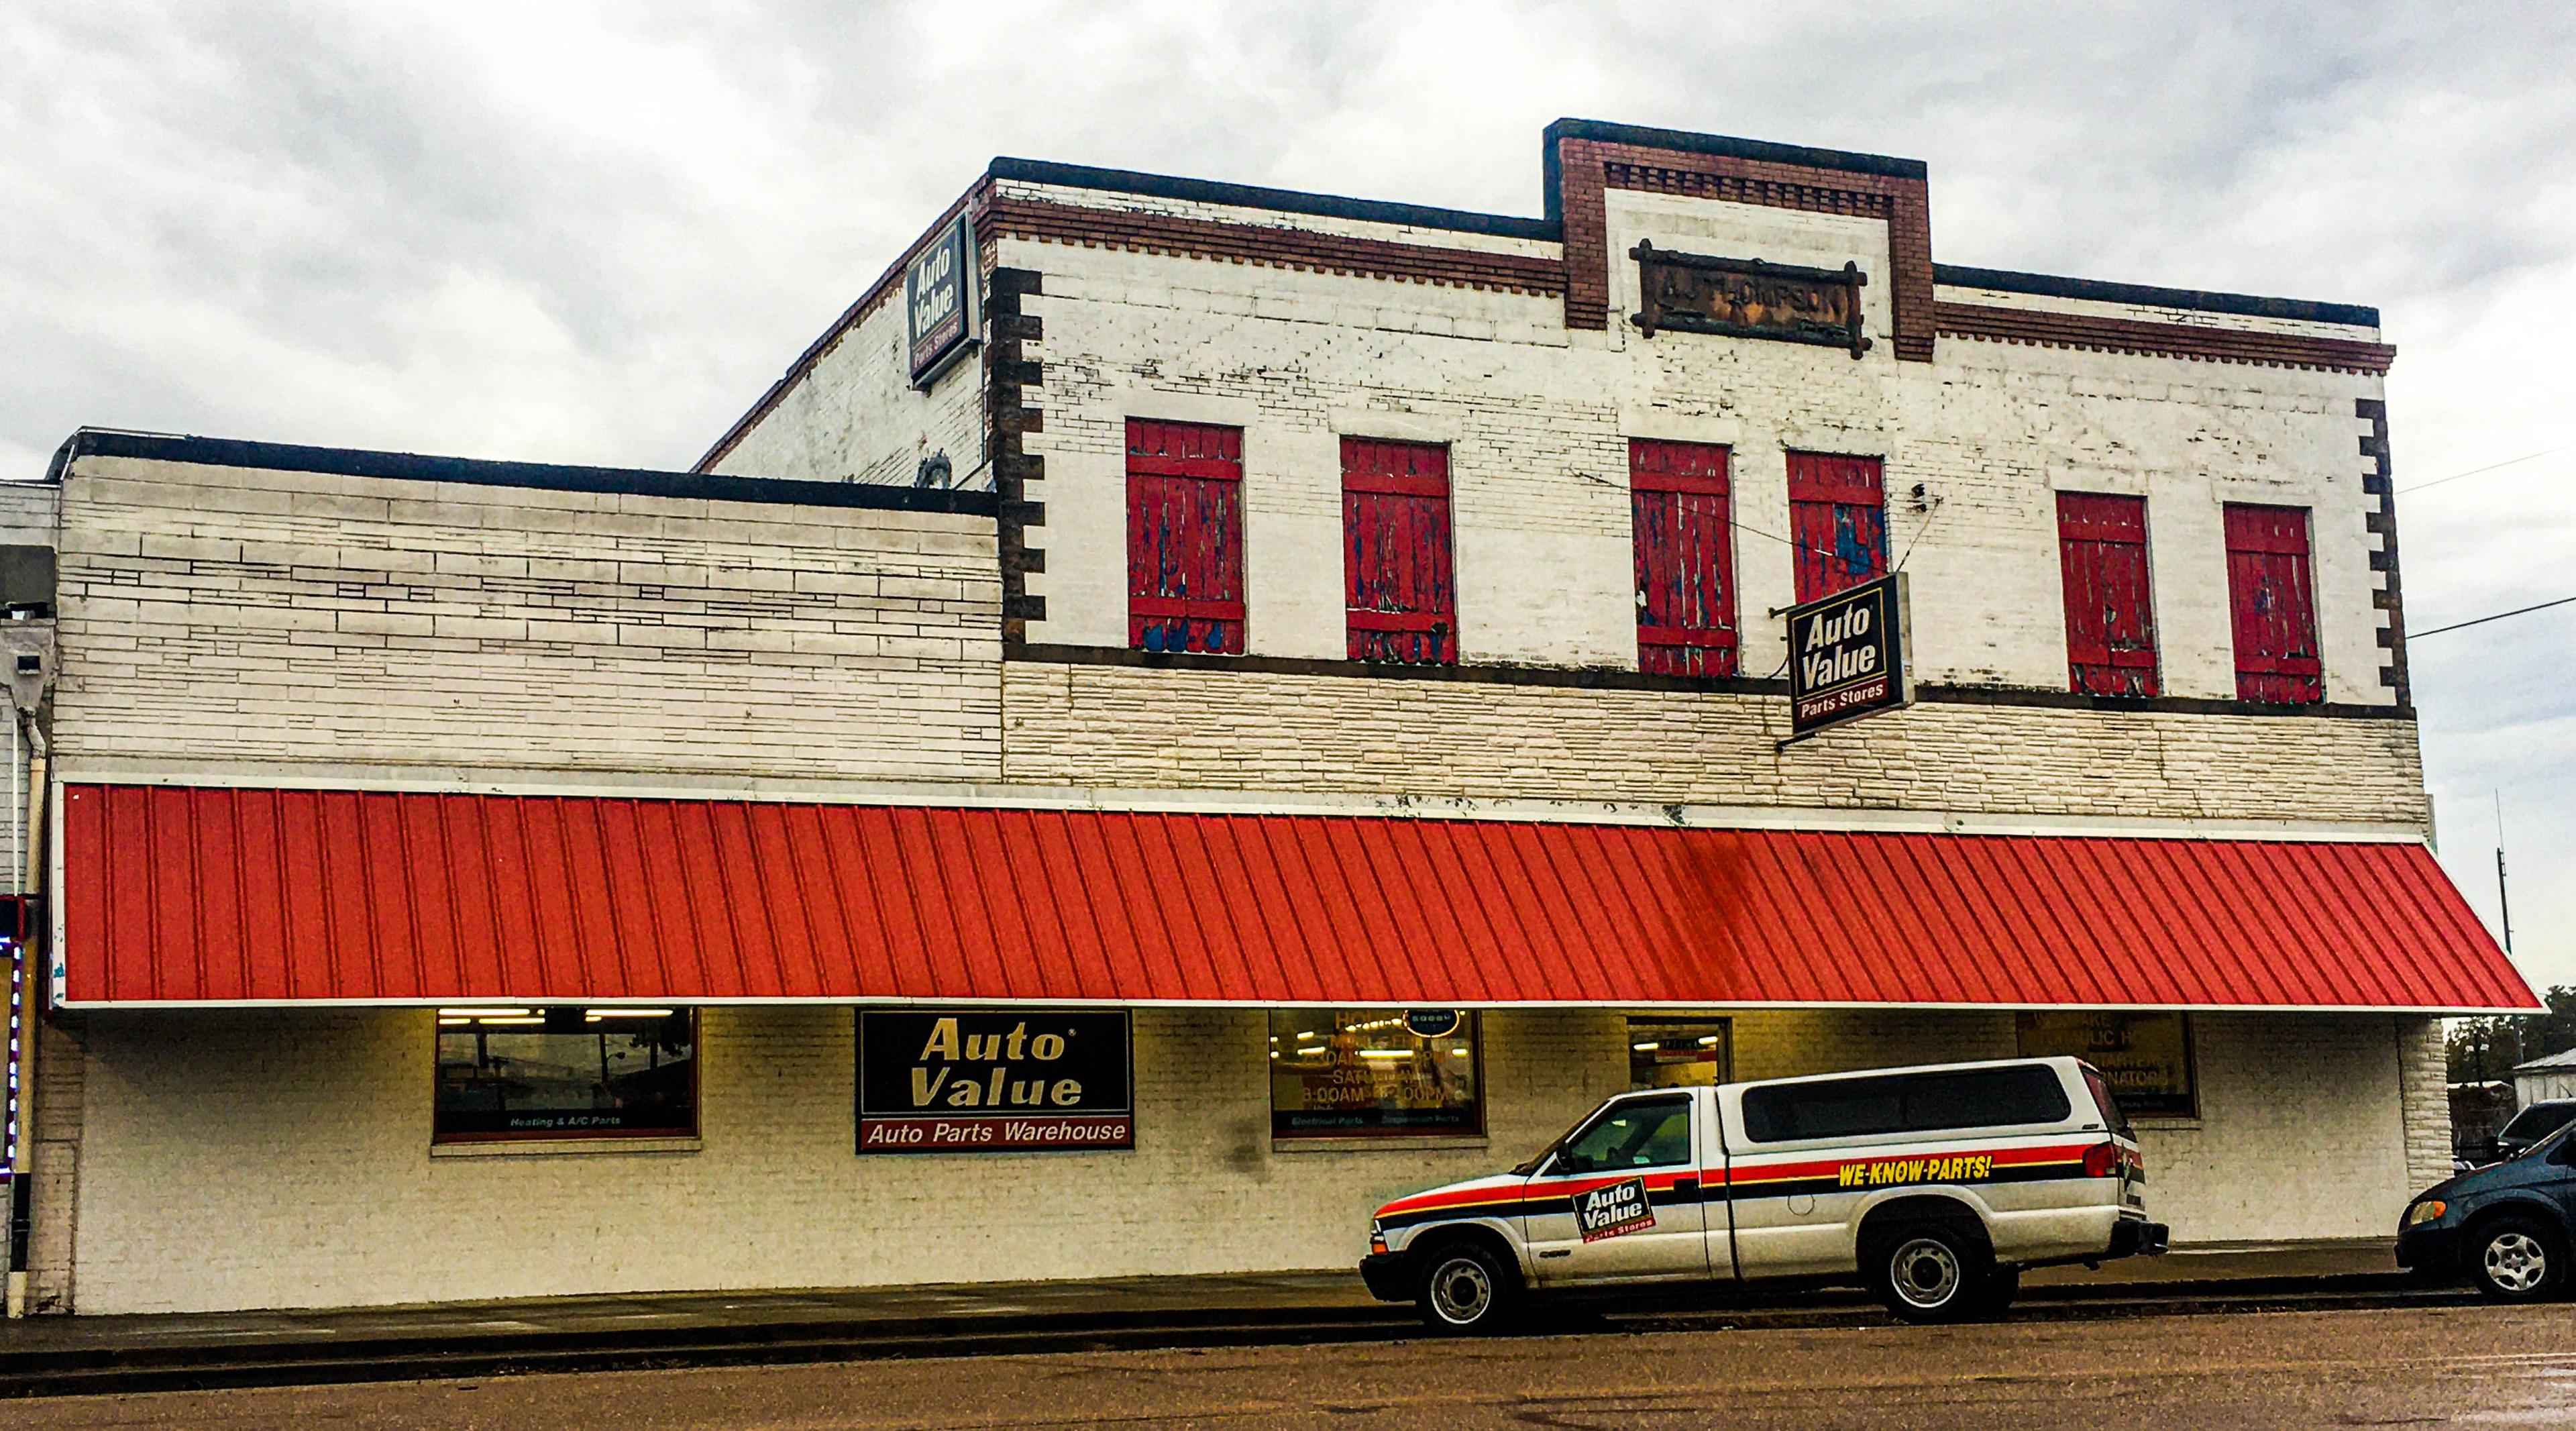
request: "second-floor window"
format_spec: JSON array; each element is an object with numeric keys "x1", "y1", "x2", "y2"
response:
[
  {"x1": 2224, "y1": 503, "x2": 2323, "y2": 703},
  {"x1": 1629, "y1": 439, "x2": 1737, "y2": 676},
  {"x1": 1788, "y1": 452, "x2": 1887, "y2": 602},
  {"x1": 1126, "y1": 419, "x2": 1246, "y2": 654},
  {"x1": 1342, "y1": 437, "x2": 1457, "y2": 665},
  {"x1": 2056, "y1": 492, "x2": 2159, "y2": 696}
]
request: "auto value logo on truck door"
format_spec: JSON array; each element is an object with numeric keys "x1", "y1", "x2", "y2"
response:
[
  {"x1": 857, "y1": 1009, "x2": 1132, "y2": 1153},
  {"x1": 1574, "y1": 1177, "x2": 1658, "y2": 1242}
]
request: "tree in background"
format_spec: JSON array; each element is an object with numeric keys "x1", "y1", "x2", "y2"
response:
[{"x1": 2449, "y1": 986, "x2": 2576, "y2": 1085}]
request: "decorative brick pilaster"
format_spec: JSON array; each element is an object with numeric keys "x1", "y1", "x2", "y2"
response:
[
  {"x1": 985, "y1": 266, "x2": 1046, "y2": 645},
  {"x1": 2356, "y1": 398, "x2": 2411, "y2": 708}
]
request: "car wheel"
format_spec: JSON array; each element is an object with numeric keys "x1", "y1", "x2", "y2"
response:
[
  {"x1": 2468, "y1": 1216, "x2": 2566, "y2": 1302},
  {"x1": 1417, "y1": 1241, "x2": 1516, "y2": 1334},
  {"x1": 1865, "y1": 1222, "x2": 1992, "y2": 1324}
]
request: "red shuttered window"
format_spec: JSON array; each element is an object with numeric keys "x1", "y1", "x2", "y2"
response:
[
  {"x1": 2056, "y1": 492, "x2": 2160, "y2": 696},
  {"x1": 2224, "y1": 503, "x2": 2323, "y2": 703},
  {"x1": 1127, "y1": 419, "x2": 1246, "y2": 654},
  {"x1": 1342, "y1": 437, "x2": 1458, "y2": 664},
  {"x1": 1629, "y1": 439, "x2": 1737, "y2": 676},
  {"x1": 1788, "y1": 452, "x2": 1888, "y2": 602}
]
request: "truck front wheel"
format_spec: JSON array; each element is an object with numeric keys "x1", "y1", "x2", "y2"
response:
[{"x1": 1417, "y1": 1241, "x2": 1517, "y2": 1334}]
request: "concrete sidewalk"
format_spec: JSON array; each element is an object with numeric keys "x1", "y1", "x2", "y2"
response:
[{"x1": 0, "y1": 1240, "x2": 2418, "y2": 1397}]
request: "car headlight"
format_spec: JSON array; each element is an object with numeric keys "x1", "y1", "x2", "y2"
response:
[{"x1": 2405, "y1": 1199, "x2": 2447, "y2": 1227}]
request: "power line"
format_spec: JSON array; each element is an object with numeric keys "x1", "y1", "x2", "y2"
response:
[
  {"x1": 2410, "y1": 594, "x2": 2576, "y2": 640},
  {"x1": 2396, "y1": 444, "x2": 2568, "y2": 495}
]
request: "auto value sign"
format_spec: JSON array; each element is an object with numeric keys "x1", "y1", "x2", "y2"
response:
[
  {"x1": 857, "y1": 1009, "x2": 1132, "y2": 1154},
  {"x1": 1784, "y1": 572, "x2": 1914, "y2": 739},
  {"x1": 1574, "y1": 1177, "x2": 1656, "y2": 1242},
  {"x1": 904, "y1": 213, "x2": 977, "y2": 387}
]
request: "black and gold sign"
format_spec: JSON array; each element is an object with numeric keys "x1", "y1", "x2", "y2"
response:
[
  {"x1": 857, "y1": 1009, "x2": 1132, "y2": 1154},
  {"x1": 1629, "y1": 241, "x2": 1871, "y2": 359},
  {"x1": 1784, "y1": 572, "x2": 1913, "y2": 738}
]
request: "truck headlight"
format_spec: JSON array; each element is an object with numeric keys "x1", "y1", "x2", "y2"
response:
[{"x1": 2405, "y1": 1199, "x2": 2447, "y2": 1227}]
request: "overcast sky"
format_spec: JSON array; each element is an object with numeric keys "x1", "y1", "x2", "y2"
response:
[{"x1": 5, "y1": 2, "x2": 2571, "y2": 994}]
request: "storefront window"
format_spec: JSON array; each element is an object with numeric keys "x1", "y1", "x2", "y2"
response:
[
  {"x1": 2016, "y1": 1011, "x2": 2196, "y2": 1119},
  {"x1": 1629, "y1": 1018, "x2": 1731, "y2": 1090},
  {"x1": 434, "y1": 1008, "x2": 698, "y2": 1142},
  {"x1": 1268, "y1": 1008, "x2": 1480, "y2": 1138}
]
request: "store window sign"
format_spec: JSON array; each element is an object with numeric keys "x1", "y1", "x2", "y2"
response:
[
  {"x1": 905, "y1": 215, "x2": 977, "y2": 386},
  {"x1": 1405, "y1": 1009, "x2": 1462, "y2": 1039},
  {"x1": 858, "y1": 1009, "x2": 1133, "y2": 1154},
  {"x1": 2017, "y1": 1011, "x2": 2196, "y2": 1119},
  {"x1": 1270, "y1": 1008, "x2": 1481, "y2": 1138}
]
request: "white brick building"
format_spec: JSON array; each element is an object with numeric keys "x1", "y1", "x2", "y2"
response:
[{"x1": 0, "y1": 120, "x2": 2532, "y2": 1316}]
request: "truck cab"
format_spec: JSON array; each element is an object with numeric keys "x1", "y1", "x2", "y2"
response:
[{"x1": 1361, "y1": 1056, "x2": 2165, "y2": 1330}]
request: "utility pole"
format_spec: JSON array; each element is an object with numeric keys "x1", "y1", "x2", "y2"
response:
[{"x1": 2496, "y1": 790, "x2": 2515, "y2": 955}]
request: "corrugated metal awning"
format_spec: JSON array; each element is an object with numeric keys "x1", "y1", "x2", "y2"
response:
[{"x1": 57, "y1": 784, "x2": 2536, "y2": 1011}]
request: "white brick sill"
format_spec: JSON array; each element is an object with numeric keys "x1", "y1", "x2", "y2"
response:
[
  {"x1": 429, "y1": 1137, "x2": 703, "y2": 1159},
  {"x1": 1271, "y1": 1136, "x2": 1493, "y2": 1155}
]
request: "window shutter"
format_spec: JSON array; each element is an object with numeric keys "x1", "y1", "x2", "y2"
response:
[
  {"x1": 2055, "y1": 492, "x2": 2159, "y2": 696},
  {"x1": 1342, "y1": 437, "x2": 1457, "y2": 664},
  {"x1": 1787, "y1": 452, "x2": 1887, "y2": 603},
  {"x1": 2222, "y1": 503, "x2": 2323, "y2": 703},
  {"x1": 1629, "y1": 439, "x2": 1737, "y2": 676},
  {"x1": 1126, "y1": 419, "x2": 1246, "y2": 654}
]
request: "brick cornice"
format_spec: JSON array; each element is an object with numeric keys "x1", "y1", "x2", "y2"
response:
[
  {"x1": 1553, "y1": 136, "x2": 1937, "y2": 362},
  {"x1": 984, "y1": 197, "x2": 1567, "y2": 297},
  {"x1": 1935, "y1": 302, "x2": 2396, "y2": 374}
]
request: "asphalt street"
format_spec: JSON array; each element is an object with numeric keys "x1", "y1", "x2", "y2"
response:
[{"x1": 11, "y1": 1302, "x2": 2576, "y2": 1431}]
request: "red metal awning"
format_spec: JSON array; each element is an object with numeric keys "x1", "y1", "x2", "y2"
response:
[{"x1": 58, "y1": 784, "x2": 2534, "y2": 1011}]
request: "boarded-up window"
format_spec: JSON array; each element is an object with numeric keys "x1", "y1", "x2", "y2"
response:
[
  {"x1": 2223, "y1": 503, "x2": 2322, "y2": 704},
  {"x1": 1788, "y1": 452, "x2": 1887, "y2": 603},
  {"x1": 1127, "y1": 419, "x2": 1245, "y2": 654},
  {"x1": 1630, "y1": 439, "x2": 1737, "y2": 676},
  {"x1": 2056, "y1": 492, "x2": 2159, "y2": 696},
  {"x1": 1342, "y1": 437, "x2": 1457, "y2": 664}
]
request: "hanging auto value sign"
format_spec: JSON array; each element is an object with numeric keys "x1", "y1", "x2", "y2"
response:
[
  {"x1": 1784, "y1": 572, "x2": 1914, "y2": 739},
  {"x1": 857, "y1": 1009, "x2": 1133, "y2": 1154},
  {"x1": 904, "y1": 213, "x2": 977, "y2": 387}
]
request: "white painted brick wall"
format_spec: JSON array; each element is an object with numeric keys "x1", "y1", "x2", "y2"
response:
[
  {"x1": 1000, "y1": 663, "x2": 2429, "y2": 827},
  {"x1": 52, "y1": 456, "x2": 1003, "y2": 783},
  {"x1": 1003, "y1": 194, "x2": 2392, "y2": 706},
  {"x1": 66, "y1": 1006, "x2": 1620, "y2": 1314},
  {"x1": 64, "y1": 1004, "x2": 2406, "y2": 1312},
  {"x1": 708, "y1": 288, "x2": 989, "y2": 492}
]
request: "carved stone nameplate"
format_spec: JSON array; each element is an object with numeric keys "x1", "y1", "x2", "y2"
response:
[{"x1": 1629, "y1": 241, "x2": 1871, "y2": 358}]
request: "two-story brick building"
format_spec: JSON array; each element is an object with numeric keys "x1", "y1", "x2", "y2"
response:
[{"x1": 2, "y1": 119, "x2": 2533, "y2": 1316}]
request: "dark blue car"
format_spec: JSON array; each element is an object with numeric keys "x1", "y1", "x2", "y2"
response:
[{"x1": 2398, "y1": 1116, "x2": 2576, "y2": 1300}]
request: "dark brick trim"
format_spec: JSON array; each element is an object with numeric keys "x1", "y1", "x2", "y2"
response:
[
  {"x1": 989, "y1": 156, "x2": 1556, "y2": 241},
  {"x1": 2356, "y1": 398, "x2": 2410, "y2": 704},
  {"x1": 1935, "y1": 265, "x2": 2380, "y2": 329},
  {"x1": 693, "y1": 179, "x2": 991, "y2": 474},
  {"x1": 1542, "y1": 119, "x2": 1928, "y2": 196},
  {"x1": 985, "y1": 198, "x2": 1566, "y2": 296},
  {"x1": 1935, "y1": 302, "x2": 2396, "y2": 374},
  {"x1": 1552, "y1": 134, "x2": 1936, "y2": 360},
  {"x1": 56, "y1": 429, "x2": 999, "y2": 517},
  {"x1": 1008, "y1": 642, "x2": 2414, "y2": 720},
  {"x1": 987, "y1": 267, "x2": 1046, "y2": 642}
]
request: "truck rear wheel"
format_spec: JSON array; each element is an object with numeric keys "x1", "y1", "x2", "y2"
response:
[
  {"x1": 1864, "y1": 1221, "x2": 1993, "y2": 1324},
  {"x1": 1417, "y1": 1240, "x2": 1516, "y2": 1334}
]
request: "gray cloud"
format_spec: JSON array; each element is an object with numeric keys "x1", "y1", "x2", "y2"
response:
[{"x1": 5, "y1": 0, "x2": 2571, "y2": 987}]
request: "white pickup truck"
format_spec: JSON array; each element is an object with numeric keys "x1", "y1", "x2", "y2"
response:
[{"x1": 1360, "y1": 1056, "x2": 2166, "y2": 1330}]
